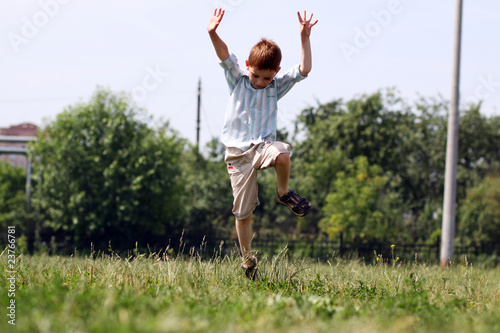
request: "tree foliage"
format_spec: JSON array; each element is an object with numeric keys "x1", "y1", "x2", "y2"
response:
[
  {"x1": 0, "y1": 161, "x2": 32, "y2": 235},
  {"x1": 293, "y1": 90, "x2": 500, "y2": 244},
  {"x1": 458, "y1": 170, "x2": 500, "y2": 247},
  {"x1": 179, "y1": 139, "x2": 235, "y2": 244},
  {"x1": 31, "y1": 88, "x2": 187, "y2": 250},
  {"x1": 320, "y1": 156, "x2": 405, "y2": 243},
  {"x1": 6, "y1": 87, "x2": 497, "y2": 253}
]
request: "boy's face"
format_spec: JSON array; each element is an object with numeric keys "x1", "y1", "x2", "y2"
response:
[{"x1": 246, "y1": 60, "x2": 280, "y2": 89}]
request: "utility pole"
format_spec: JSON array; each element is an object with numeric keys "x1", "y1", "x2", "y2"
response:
[
  {"x1": 441, "y1": 0, "x2": 463, "y2": 268},
  {"x1": 196, "y1": 78, "x2": 201, "y2": 159},
  {"x1": 194, "y1": 78, "x2": 201, "y2": 205}
]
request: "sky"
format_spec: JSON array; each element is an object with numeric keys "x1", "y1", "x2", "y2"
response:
[{"x1": 1, "y1": 0, "x2": 499, "y2": 150}]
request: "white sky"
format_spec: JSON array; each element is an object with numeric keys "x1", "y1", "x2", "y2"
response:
[{"x1": 1, "y1": 0, "x2": 499, "y2": 149}]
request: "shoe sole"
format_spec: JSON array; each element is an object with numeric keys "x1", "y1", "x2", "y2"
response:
[{"x1": 276, "y1": 191, "x2": 311, "y2": 217}]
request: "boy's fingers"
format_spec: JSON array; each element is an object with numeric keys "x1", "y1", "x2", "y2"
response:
[
  {"x1": 214, "y1": 8, "x2": 224, "y2": 16},
  {"x1": 298, "y1": 10, "x2": 317, "y2": 26}
]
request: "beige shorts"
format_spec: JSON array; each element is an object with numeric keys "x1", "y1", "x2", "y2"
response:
[{"x1": 224, "y1": 141, "x2": 290, "y2": 220}]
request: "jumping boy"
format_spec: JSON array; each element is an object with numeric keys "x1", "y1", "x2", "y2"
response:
[{"x1": 207, "y1": 8, "x2": 318, "y2": 280}]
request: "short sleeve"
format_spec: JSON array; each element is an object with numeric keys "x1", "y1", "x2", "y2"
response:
[
  {"x1": 275, "y1": 64, "x2": 307, "y2": 100},
  {"x1": 219, "y1": 53, "x2": 244, "y2": 93}
]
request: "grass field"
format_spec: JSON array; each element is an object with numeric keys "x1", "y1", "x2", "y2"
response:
[{"x1": 1, "y1": 246, "x2": 499, "y2": 333}]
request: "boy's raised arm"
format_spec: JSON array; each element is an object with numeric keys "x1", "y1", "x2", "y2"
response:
[
  {"x1": 208, "y1": 8, "x2": 230, "y2": 62},
  {"x1": 297, "y1": 11, "x2": 318, "y2": 77}
]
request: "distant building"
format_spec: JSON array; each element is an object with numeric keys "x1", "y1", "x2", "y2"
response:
[{"x1": 0, "y1": 123, "x2": 39, "y2": 168}]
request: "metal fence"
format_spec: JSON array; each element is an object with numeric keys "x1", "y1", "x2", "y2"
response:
[{"x1": 200, "y1": 235, "x2": 499, "y2": 265}]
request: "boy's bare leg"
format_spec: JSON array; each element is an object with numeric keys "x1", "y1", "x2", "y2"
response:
[
  {"x1": 235, "y1": 214, "x2": 255, "y2": 267},
  {"x1": 275, "y1": 153, "x2": 291, "y2": 197}
]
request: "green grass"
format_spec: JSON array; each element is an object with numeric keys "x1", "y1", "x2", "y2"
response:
[{"x1": 1, "y1": 246, "x2": 499, "y2": 333}]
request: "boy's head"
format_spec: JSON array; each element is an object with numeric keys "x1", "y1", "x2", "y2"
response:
[
  {"x1": 245, "y1": 38, "x2": 281, "y2": 89},
  {"x1": 248, "y1": 38, "x2": 281, "y2": 71}
]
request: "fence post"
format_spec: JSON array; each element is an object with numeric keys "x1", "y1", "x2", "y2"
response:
[
  {"x1": 436, "y1": 236, "x2": 441, "y2": 263},
  {"x1": 339, "y1": 232, "x2": 344, "y2": 258}
]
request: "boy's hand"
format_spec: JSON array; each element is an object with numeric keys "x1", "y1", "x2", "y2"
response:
[
  {"x1": 207, "y1": 8, "x2": 229, "y2": 61},
  {"x1": 208, "y1": 8, "x2": 225, "y2": 33},
  {"x1": 297, "y1": 11, "x2": 318, "y2": 39},
  {"x1": 297, "y1": 11, "x2": 317, "y2": 77}
]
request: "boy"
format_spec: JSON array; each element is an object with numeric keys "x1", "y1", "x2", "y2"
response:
[{"x1": 207, "y1": 8, "x2": 318, "y2": 280}]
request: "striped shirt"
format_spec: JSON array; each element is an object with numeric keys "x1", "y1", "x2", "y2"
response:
[{"x1": 220, "y1": 53, "x2": 306, "y2": 151}]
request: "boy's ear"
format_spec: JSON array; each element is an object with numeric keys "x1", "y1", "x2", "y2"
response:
[
  {"x1": 275, "y1": 67, "x2": 281, "y2": 75},
  {"x1": 245, "y1": 60, "x2": 249, "y2": 69}
]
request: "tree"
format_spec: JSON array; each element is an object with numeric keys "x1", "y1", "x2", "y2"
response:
[
  {"x1": 294, "y1": 90, "x2": 415, "y2": 173},
  {"x1": 319, "y1": 156, "x2": 406, "y2": 244},
  {"x1": 180, "y1": 138, "x2": 235, "y2": 245},
  {"x1": 458, "y1": 172, "x2": 500, "y2": 248},
  {"x1": 291, "y1": 101, "x2": 348, "y2": 234},
  {"x1": 31, "y1": 88, "x2": 187, "y2": 251},
  {"x1": 292, "y1": 90, "x2": 413, "y2": 235},
  {"x1": 293, "y1": 91, "x2": 500, "y2": 243},
  {"x1": 403, "y1": 96, "x2": 448, "y2": 241},
  {"x1": 406, "y1": 101, "x2": 500, "y2": 242},
  {"x1": 0, "y1": 161, "x2": 33, "y2": 237}
]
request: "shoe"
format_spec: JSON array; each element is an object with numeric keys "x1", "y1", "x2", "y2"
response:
[
  {"x1": 241, "y1": 255, "x2": 259, "y2": 281},
  {"x1": 277, "y1": 189, "x2": 311, "y2": 217}
]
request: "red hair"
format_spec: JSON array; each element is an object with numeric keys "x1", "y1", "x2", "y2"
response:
[{"x1": 248, "y1": 38, "x2": 281, "y2": 71}]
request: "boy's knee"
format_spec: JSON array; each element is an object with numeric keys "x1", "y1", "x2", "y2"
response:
[
  {"x1": 276, "y1": 152, "x2": 290, "y2": 165},
  {"x1": 236, "y1": 214, "x2": 252, "y2": 224}
]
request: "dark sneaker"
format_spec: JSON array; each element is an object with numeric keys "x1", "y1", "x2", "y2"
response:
[{"x1": 277, "y1": 189, "x2": 311, "y2": 217}]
